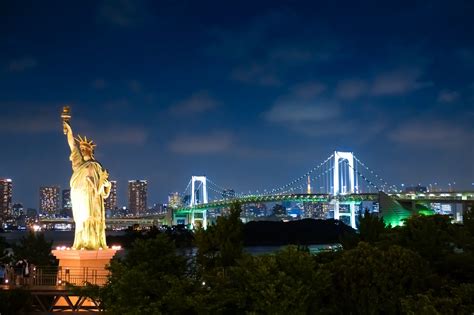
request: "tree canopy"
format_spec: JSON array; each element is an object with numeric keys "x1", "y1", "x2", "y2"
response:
[{"x1": 75, "y1": 205, "x2": 474, "y2": 314}]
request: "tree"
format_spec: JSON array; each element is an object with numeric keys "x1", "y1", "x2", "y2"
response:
[
  {"x1": 194, "y1": 246, "x2": 331, "y2": 314},
  {"x1": 0, "y1": 288, "x2": 32, "y2": 315},
  {"x1": 340, "y1": 210, "x2": 387, "y2": 249},
  {"x1": 464, "y1": 206, "x2": 474, "y2": 236},
  {"x1": 194, "y1": 201, "x2": 243, "y2": 272},
  {"x1": 101, "y1": 234, "x2": 196, "y2": 314},
  {"x1": 14, "y1": 232, "x2": 55, "y2": 266},
  {"x1": 0, "y1": 236, "x2": 10, "y2": 263},
  {"x1": 359, "y1": 210, "x2": 387, "y2": 243},
  {"x1": 401, "y1": 284, "x2": 474, "y2": 314},
  {"x1": 326, "y1": 242, "x2": 430, "y2": 315}
]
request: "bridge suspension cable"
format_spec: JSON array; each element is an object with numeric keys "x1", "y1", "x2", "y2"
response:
[
  {"x1": 264, "y1": 154, "x2": 334, "y2": 195},
  {"x1": 353, "y1": 155, "x2": 398, "y2": 192},
  {"x1": 182, "y1": 179, "x2": 192, "y2": 195},
  {"x1": 344, "y1": 160, "x2": 381, "y2": 192},
  {"x1": 186, "y1": 152, "x2": 398, "y2": 203},
  {"x1": 206, "y1": 178, "x2": 228, "y2": 193}
]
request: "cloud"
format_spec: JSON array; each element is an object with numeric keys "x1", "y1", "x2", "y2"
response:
[
  {"x1": 230, "y1": 63, "x2": 281, "y2": 87},
  {"x1": 371, "y1": 68, "x2": 431, "y2": 96},
  {"x1": 168, "y1": 131, "x2": 279, "y2": 159},
  {"x1": 389, "y1": 120, "x2": 473, "y2": 148},
  {"x1": 169, "y1": 132, "x2": 233, "y2": 155},
  {"x1": 290, "y1": 82, "x2": 326, "y2": 99},
  {"x1": 7, "y1": 58, "x2": 37, "y2": 72},
  {"x1": 0, "y1": 105, "x2": 58, "y2": 133},
  {"x1": 0, "y1": 102, "x2": 148, "y2": 146},
  {"x1": 335, "y1": 79, "x2": 368, "y2": 100},
  {"x1": 128, "y1": 80, "x2": 142, "y2": 93},
  {"x1": 102, "y1": 99, "x2": 131, "y2": 111},
  {"x1": 93, "y1": 125, "x2": 148, "y2": 145},
  {"x1": 208, "y1": 10, "x2": 340, "y2": 87},
  {"x1": 456, "y1": 49, "x2": 474, "y2": 66},
  {"x1": 268, "y1": 47, "x2": 314, "y2": 63},
  {"x1": 98, "y1": 0, "x2": 148, "y2": 27},
  {"x1": 265, "y1": 101, "x2": 340, "y2": 123},
  {"x1": 206, "y1": 9, "x2": 290, "y2": 60},
  {"x1": 290, "y1": 121, "x2": 355, "y2": 137},
  {"x1": 170, "y1": 91, "x2": 218, "y2": 114},
  {"x1": 437, "y1": 90, "x2": 460, "y2": 103},
  {"x1": 265, "y1": 82, "x2": 338, "y2": 123}
]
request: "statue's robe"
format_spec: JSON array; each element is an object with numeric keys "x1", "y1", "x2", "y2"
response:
[{"x1": 70, "y1": 144, "x2": 109, "y2": 250}]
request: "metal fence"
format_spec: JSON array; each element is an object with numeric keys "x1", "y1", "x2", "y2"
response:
[{"x1": 3, "y1": 266, "x2": 109, "y2": 287}]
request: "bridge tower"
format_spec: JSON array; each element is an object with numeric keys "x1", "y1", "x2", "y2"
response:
[
  {"x1": 190, "y1": 176, "x2": 208, "y2": 228},
  {"x1": 332, "y1": 151, "x2": 357, "y2": 229},
  {"x1": 333, "y1": 151, "x2": 356, "y2": 196},
  {"x1": 190, "y1": 176, "x2": 208, "y2": 207},
  {"x1": 307, "y1": 175, "x2": 312, "y2": 194}
]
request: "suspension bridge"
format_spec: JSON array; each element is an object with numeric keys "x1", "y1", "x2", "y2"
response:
[{"x1": 173, "y1": 151, "x2": 474, "y2": 229}]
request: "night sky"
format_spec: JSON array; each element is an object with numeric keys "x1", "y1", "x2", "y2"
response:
[{"x1": 1, "y1": 0, "x2": 473, "y2": 209}]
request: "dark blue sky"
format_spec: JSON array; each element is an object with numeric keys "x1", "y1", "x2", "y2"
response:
[{"x1": 1, "y1": 0, "x2": 473, "y2": 208}]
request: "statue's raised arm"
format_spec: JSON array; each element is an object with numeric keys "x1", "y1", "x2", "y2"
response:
[
  {"x1": 61, "y1": 106, "x2": 75, "y2": 152},
  {"x1": 63, "y1": 121, "x2": 75, "y2": 152}
]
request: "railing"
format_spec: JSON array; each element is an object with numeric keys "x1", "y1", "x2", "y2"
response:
[{"x1": 2, "y1": 266, "x2": 109, "y2": 287}]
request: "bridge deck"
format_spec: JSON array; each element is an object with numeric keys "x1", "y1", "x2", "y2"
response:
[{"x1": 175, "y1": 191, "x2": 474, "y2": 213}]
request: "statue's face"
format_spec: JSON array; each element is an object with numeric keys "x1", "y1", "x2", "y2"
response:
[{"x1": 80, "y1": 146, "x2": 93, "y2": 160}]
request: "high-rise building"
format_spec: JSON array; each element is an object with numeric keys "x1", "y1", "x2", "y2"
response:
[
  {"x1": 168, "y1": 192, "x2": 182, "y2": 209},
  {"x1": 105, "y1": 180, "x2": 117, "y2": 212},
  {"x1": 12, "y1": 203, "x2": 24, "y2": 217},
  {"x1": 222, "y1": 189, "x2": 236, "y2": 199},
  {"x1": 0, "y1": 179, "x2": 13, "y2": 219},
  {"x1": 40, "y1": 186, "x2": 60, "y2": 216},
  {"x1": 303, "y1": 202, "x2": 328, "y2": 219},
  {"x1": 62, "y1": 189, "x2": 72, "y2": 217},
  {"x1": 128, "y1": 180, "x2": 147, "y2": 216}
]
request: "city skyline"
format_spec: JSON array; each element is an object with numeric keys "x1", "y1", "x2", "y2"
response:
[
  {"x1": 1, "y1": 1, "x2": 473, "y2": 208},
  {"x1": 0, "y1": 174, "x2": 468, "y2": 211}
]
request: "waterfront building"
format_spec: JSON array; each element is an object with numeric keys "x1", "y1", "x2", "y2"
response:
[
  {"x1": 62, "y1": 189, "x2": 72, "y2": 217},
  {"x1": 26, "y1": 208, "x2": 38, "y2": 219},
  {"x1": 0, "y1": 178, "x2": 13, "y2": 219},
  {"x1": 12, "y1": 203, "x2": 24, "y2": 217},
  {"x1": 40, "y1": 186, "x2": 61, "y2": 216},
  {"x1": 128, "y1": 180, "x2": 147, "y2": 216},
  {"x1": 222, "y1": 189, "x2": 236, "y2": 199},
  {"x1": 303, "y1": 202, "x2": 330, "y2": 219},
  {"x1": 105, "y1": 180, "x2": 117, "y2": 212},
  {"x1": 168, "y1": 192, "x2": 182, "y2": 209}
]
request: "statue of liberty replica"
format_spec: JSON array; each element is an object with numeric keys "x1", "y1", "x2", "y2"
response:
[{"x1": 61, "y1": 106, "x2": 111, "y2": 250}]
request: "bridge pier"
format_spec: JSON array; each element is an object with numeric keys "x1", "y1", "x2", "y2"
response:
[
  {"x1": 350, "y1": 203, "x2": 356, "y2": 229},
  {"x1": 333, "y1": 200, "x2": 357, "y2": 229},
  {"x1": 190, "y1": 210, "x2": 207, "y2": 229},
  {"x1": 333, "y1": 200, "x2": 340, "y2": 221}
]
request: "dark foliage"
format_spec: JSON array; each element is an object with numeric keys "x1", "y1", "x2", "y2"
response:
[
  {"x1": 107, "y1": 225, "x2": 194, "y2": 249},
  {"x1": 244, "y1": 218, "x2": 355, "y2": 246},
  {"x1": 10, "y1": 204, "x2": 474, "y2": 314},
  {"x1": 0, "y1": 288, "x2": 31, "y2": 315},
  {"x1": 13, "y1": 232, "x2": 56, "y2": 266}
]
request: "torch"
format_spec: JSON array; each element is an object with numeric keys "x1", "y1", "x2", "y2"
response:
[{"x1": 61, "y1": 106, "x2": 71, "y2": 135}]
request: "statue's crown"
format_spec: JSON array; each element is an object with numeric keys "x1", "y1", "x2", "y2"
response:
[{"x1": 76, "y1": 135, "x2": 96, "y2": 150}]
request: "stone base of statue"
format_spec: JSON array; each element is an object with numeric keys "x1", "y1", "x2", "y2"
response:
[{"x1": 52, "y1": 248, "x2": 118, "y2": 286}]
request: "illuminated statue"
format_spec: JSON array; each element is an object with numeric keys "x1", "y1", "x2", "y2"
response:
[{"x1": 62, "y1": 106, "x2": 111, "y2": 250}]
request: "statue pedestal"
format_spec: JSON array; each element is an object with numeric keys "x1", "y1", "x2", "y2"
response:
[{"x1": 52, "y1": 249, "x2": 118, "y2": 286}]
